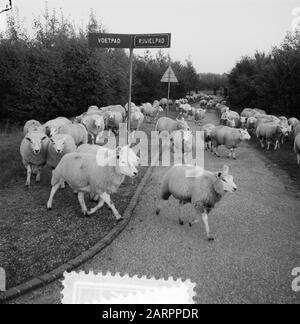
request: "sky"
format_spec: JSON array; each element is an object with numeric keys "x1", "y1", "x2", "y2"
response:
[{"x1": 0, "y1": 0, "x2": 299, "y2": 74}]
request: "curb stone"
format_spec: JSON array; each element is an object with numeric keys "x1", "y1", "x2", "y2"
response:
[{"x1": 0, "y1": 149, "x2": 161, "y2": 304}]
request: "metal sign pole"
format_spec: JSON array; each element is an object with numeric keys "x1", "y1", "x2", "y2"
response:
[
  {"x1": 167, "y1": 79, "x2": 171, "y2": 116},
  {"x1": 127, "y1": 46, "x2": 133, "y2": 144}
]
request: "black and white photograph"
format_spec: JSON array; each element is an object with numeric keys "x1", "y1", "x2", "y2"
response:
[{"x1": 0, "y1": 0, "x2": 299, "y2": 305}]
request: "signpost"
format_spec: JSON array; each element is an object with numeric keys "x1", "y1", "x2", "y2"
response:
[
  {"x1": 160, "y1": 66, "x2": 178, "y2": 115},
  {"x1": 89, "y1": 32, "x2": 171, "y2": 143}
]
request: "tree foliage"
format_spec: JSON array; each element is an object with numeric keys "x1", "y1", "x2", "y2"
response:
[
  {"x1": 228, "y1": 31, "x2": 300, "y2": 117},
  {"x1": 0, "y1": 5, "x2": 223, "y2": 123}
]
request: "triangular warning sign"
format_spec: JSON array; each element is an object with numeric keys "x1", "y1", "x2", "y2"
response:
[{"x1": 161, "y1": 66, "x2": 178, "y2": 83}]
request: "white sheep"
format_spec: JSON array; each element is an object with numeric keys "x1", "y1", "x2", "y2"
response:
[
  {"x1": 294, "y1": 133, "x2": 300, "y2": 165},
  {"x1": 23, "y1": 120, "x2": 45, "y2": 135},
  {"x1": 81, "y1": 114, "x2": 105, "y2": 143},
  {"x1": 201, "y1": 123, "x2": 216, "y2": 151},
  {"x1": 211, "y1": 126, "x2": 251, "y2": 159},
  {"x1": 56, "y1": 123, "x2": 88, "y2": 146},
  {"x1": 156, "y1": 117, "x2": 190, "y2": 135},
  {"x1": 20, "y1": 131, "x2": 50, "y2": 187},
  {"x1": 156, "y1": 164, "x2": 237, "y2": 241},
  {"x1": 46, "y1": 134, "x2": 77, "y2": 169},
  {"x1": 130, "y1": 109, "x2": 145, "y2": 138},
  {"x1": 46, "y1": 145, "x2": 139, "y2": 219},
  {"x1": 43, "y1": 117, "x2": 72, "y2": 137}
]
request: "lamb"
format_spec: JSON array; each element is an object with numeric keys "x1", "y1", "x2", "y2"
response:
[
  {"x1": 23, "y1": 120, "x2": 45, "y2": 135},
  {"x1": 20, "y1": 131, "x2": 50, "y2": 187},
  {"x1": 294, "y1": 134, "x2": 300, "y2": 165},
  {"x1": 46, "y1": 146, "x2": 139, "y2": 219},
  {"x1": 201, "y1": 123, "x2": 216, "y2": 151},
  {"x1": 81, "y1": 114, "x2": 105, "y2": 143},
  {"x1": 156, "y1": 117, "x2": 190, "y2": 135},
  {"x1": 46, "y1": 134, "x2": 77, "y2": 169},
  {"x1": 56, "y1": 123, "x2": 89, "y2": 146},
  {"x1": 155, "y1": 164, "x2": 237, "y2": 241},
  {"x1": 211, "y1": 126, "x2": 251, "y2": 159},
  {"x1": 160, "y1": 98, "x2": 169, "y2": 109},
  {"x1": 256, "y1": 122, "x2": 289, "y2": 150}
]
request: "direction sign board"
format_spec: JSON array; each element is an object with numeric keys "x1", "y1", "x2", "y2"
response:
[
  {"x1": 133, "y1": 33, "x2": 171, "y2": 49},
  {"x1": 161, "y1": 66, "x2": 178, "y2": 83},
  {"x1": 88, "y1": 33, "x2": 132, "y2": 48}
]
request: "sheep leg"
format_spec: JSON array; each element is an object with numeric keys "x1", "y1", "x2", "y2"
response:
[
  {"x1": 274, "y1": 140, "x2": 279, "y2": 150},
  {"x1": 297, "y1": 154, "x2": 300, "y2": 165},
  {"x1": 202, "y1": 213, "x2": 214, "y2": 241},
  {"x1": 178, "y1": 201, "x2": 185, "y2": 225},
  {"x1": 101, "y1": 193, "x2": 123, "y2": 221},
  {"x1": 78, "y1": 192, "x2": 88, "y2": 216},
  {"x1": 214, "y1": 146, "x2": 220, "y2": 157},
  {"x1": 47, "y1": 182, "x2": 62, "y2": 210},
  {"x1": 87, "y1": 197, "x2": 105, "y2": 216},
  {"x1": 25, "y1": 165, "x2": 32, "y2": 187},
  {"x1": 260, "y1": 138, "x2": 265, "y2": 149},
  {"x1": 36, "y1": 168, "x2": 41, "y2": 183},
  {"x1": 232, "y1": 149, "x2": 236, "y2": 160},
  {"x1": 267, "y1": 141, "x2": 271, "y2": 150}
]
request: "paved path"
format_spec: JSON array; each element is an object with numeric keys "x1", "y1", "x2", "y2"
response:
[{"x1": 12, "y1": 111, "x2": 300, "y2": 304}]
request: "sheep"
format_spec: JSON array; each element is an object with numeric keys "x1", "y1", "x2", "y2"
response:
[
  {"x1": 241, "y1": 108, "x2": 255, "y2": 119},
  {"x1": 211, "y1": 126, "x2": 251, "y2": 159},
  {"x1": 46, "y1": 146, "x2": 139, "y2": 219},
  {"x1": 87, "y1": 105, "x2": 100, "y2": 113},
  {"x1": 246, "y1": 117, "x2": 258, "y2": 134},
  {"x1": 179, "y1": 104, "x2": 192, "y2": 117},
  {"x1": 23, "y1": 120, "x2": 45, "y2": 135},
  {"x1": 141, "y1": 103, "x2": 163, "y2": 122},
  {"x1": 101, "y1": 105, "x2": 126, "y2": 121},
  {"x1": 81, "y1": 114, "x2": 105, "y2": 143},
  {"x1": 256, "y1": 122, "x2": 289, "y2": 150},
  {"x1": 44, "y1": 117, "x2": 72, "y2": 137},
  {"x1": 104, "y1": 110, "x2": 123, "y2": 135},
  {"x1": 155, "y1": 164, "x2": 237, "y2": 241},
  {"x1": 56, "y1": 123, "x2": 89, "y2": 146},
  {"x1": 156, "y1": 117, "x2": 190, "y2": 135},
  {"x1": 288, "y1": 117, "x2": 299, "y2": 130},
  {"x1": 20, "y1": 131, "x2": 50, "y2": 187},
  {"x1": 294, "y1": 122, "x2": 300, "y2": 138},
  {"x1": 294, "y1": 134, "x2": 300, "y2": 165},
  {"x1": 201, "y1": 123, "x2": 216, "y2": 151},
  {"x1": 46, "y1": 134, "x2": 77, "y2": 169},
  {"x1": 130, "y1": 109, "x2": 145, "y2": 137},
  {"x1": 194, "y1": 108, "x2": 206, "y2": 125},
  {"x1": 160, "y1": 98, "x2": 169, "y2": 109}
]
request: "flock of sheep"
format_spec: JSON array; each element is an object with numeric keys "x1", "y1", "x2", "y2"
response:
[{"x1": 19, "y1": 92, "x2": 299, "y2": 242}]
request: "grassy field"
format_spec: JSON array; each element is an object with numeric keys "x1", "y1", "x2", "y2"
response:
[{"x1": 0, "y1": 119, "x2": 159, "y2": 289}]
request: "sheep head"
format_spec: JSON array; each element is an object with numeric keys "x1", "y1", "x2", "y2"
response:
[{"x1": 26, "y1": 132, "x2": 48, "y2": 155}]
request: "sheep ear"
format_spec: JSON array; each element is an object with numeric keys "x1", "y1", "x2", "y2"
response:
[{"x1": 223, "y1": 165, "x2": 229, "y2": 175}]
